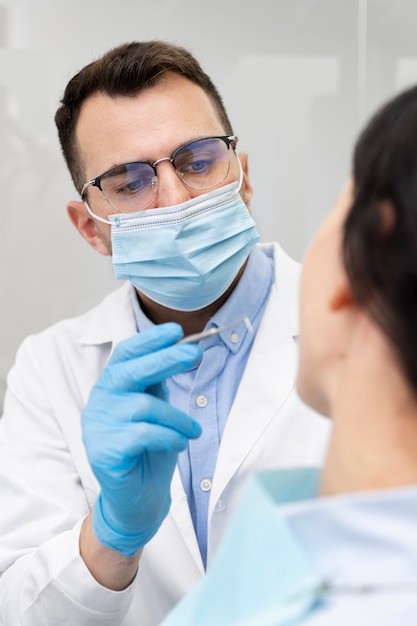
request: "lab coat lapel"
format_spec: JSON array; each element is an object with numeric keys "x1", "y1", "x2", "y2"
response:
[
  {"x1": 75, "y1": 283, "x2": 138, "y2": 403},
  {"x1": 170, "y1": 467, "x2": 205, "y2": 572},
  {"x1": 210, "y1": 244, "x2": 300, "y2": 511}
]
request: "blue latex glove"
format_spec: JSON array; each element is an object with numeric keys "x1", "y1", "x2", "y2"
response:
[{"x1": 82, "y1": 323, "x2": 203, "y2": 556}]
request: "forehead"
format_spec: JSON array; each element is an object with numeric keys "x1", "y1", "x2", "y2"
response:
[{"x1": 76, "y1": 73, "x2": 227, "y2": 177}]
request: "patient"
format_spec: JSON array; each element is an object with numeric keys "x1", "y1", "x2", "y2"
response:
[{"x1": 162, "y1": 85, "x2": 417, "y2": 625}]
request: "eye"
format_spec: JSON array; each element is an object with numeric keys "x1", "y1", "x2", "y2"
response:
[
  {"x1": 176, "y1": 150, "x2": 216, "y2": 177},
  {"x1": 102, "y1": 164, "x2": 155, "y2": 197},
  {"x1": 185, "y1": 157, "x2": 214, "y2": 174},
  {"x1": 116, "y1": 176, "x2": 149, "y2": 195}
]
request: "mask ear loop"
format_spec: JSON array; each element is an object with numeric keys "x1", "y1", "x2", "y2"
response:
[{"x1": 236, "y1": 153, "x2": 244, "y2": 193}]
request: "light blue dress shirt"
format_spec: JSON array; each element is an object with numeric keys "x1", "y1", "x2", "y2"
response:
[
  {"x1": 132, "y1": 244, "x2": 274, "y2": 567},
  {"x1": 162, "y1": 469, "x2": 417, "y2": 625}
]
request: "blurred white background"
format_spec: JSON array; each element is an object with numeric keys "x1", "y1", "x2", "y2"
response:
[{"x1": 1, "y1": 0, "x2": 417, "y2": 406}]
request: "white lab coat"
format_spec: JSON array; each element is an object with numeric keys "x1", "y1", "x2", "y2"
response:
[{"x1": 0, "y1": 243, "x2": 330, "y2": 625}]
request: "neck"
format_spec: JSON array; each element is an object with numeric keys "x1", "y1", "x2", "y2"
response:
[
  {"x1": 320, "y1": 321, "x2": 417, "y2": 496},
  {"x1": 135, "y1": 263, "x2": 246, "y2": 336},
  {"x1": 321, "y1": 406, "x2": 417, "y2": 496}
]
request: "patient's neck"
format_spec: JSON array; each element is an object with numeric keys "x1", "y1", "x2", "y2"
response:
[
  {"x1": 319, "y1": 328, "x2": 417, "y2": 497},
  {"x1": 320, "y1": 409, "x2": 417, "y2": 496}
]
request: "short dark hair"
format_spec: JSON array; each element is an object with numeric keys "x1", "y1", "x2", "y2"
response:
[
  {"x1": 55, "y1": 40, "x2": 233, "y2": 193},
  {"x1": 343, "y1": 84, "x2": 417, "y2": 389}
]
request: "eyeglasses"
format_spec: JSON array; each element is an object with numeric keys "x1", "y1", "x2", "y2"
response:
[{"x1": 81, "y1": 135, "x2": 238, "y2": 214}]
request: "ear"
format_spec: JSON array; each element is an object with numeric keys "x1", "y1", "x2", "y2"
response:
[
  {"x1": 379, "y1": 199, "x2": 396, "y2": 235},
  {"x1": 329, "y1": 271, "x2": 354, "y2": 312},
  {"x1": 66, "y1": 200, "x2": 111, "y2": 256},
  {"x1": 237, "y1": 152, "x2": 253, "y2": 207}
]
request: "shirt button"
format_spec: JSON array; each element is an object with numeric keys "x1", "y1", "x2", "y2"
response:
[
  {"x1": 215, "y1": 499, "x2": 226, "y2": 512},
  {"x1": 200, "y1": 478, "x2": 212, "y2": 492},
  {"x1": 195, "y1": 394, "x2": 208, "y2": 407},
  {"x1": 230, "y1": 332, "x2": 239, "y2": 344}
]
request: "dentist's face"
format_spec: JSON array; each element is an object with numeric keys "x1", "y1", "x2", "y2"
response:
[{"x1": 74, "y1": 71, "x2": 251, "y2": 253}]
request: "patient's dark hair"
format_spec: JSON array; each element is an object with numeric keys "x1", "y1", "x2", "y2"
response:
[
  {"x1": 343, "y1": 84, "x2": 417, "y2": 389},
  {"x1": 55, "y1": 40, "x2": 233, "y2": 193}
]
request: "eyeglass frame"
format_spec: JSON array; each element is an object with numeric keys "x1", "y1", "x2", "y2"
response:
[{"x1": 81, "y1": 134, "x2": 239, "y2": 221}]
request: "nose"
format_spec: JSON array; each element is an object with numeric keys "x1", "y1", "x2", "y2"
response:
[{"x1": 153, "y1": 159, "x2": 191, "y2": 208}]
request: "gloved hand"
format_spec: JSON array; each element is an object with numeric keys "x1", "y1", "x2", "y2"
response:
[{"x1": 82, "y1": 322, "x2": 203, "y2": 556}]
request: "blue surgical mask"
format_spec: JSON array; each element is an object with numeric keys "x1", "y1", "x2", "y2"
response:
[{"x1": 109, "y1": 181, "x2": 260, "y2": 311}]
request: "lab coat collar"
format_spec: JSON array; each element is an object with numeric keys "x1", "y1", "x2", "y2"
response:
[
  {"x1": 78, "y1": 282, "x2": 138, "y2": 349},
  {"x1": 76, "y1": 243, "x2": 291, "y2": 350}
]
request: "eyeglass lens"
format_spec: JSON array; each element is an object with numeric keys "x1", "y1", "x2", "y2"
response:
[{"x1": 98, "y1": 136, "x2": 232, "y2": 213}]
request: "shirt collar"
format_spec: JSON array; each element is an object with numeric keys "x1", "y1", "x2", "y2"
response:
[
  {"x1": 132, "y1": 243, "x2": 274, "y2": 354},
  {"x1": 203, "y1": 244, "x2": 274, "y2": 354}
]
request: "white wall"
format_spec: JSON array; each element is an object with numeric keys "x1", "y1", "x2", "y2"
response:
[{"x1": 1, "y1": 0, "x2": 417, "y2": 406}]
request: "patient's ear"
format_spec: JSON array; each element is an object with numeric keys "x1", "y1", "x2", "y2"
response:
[
  {"x1": 329, "y1": 272, "x2": 354, "y2": 312},
  {"x1": 378, "y1": 199, "x2": 396, "y2": 236},
  {"x1": 67, "y1": 200, "x2": 111, "y2": 256}
]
